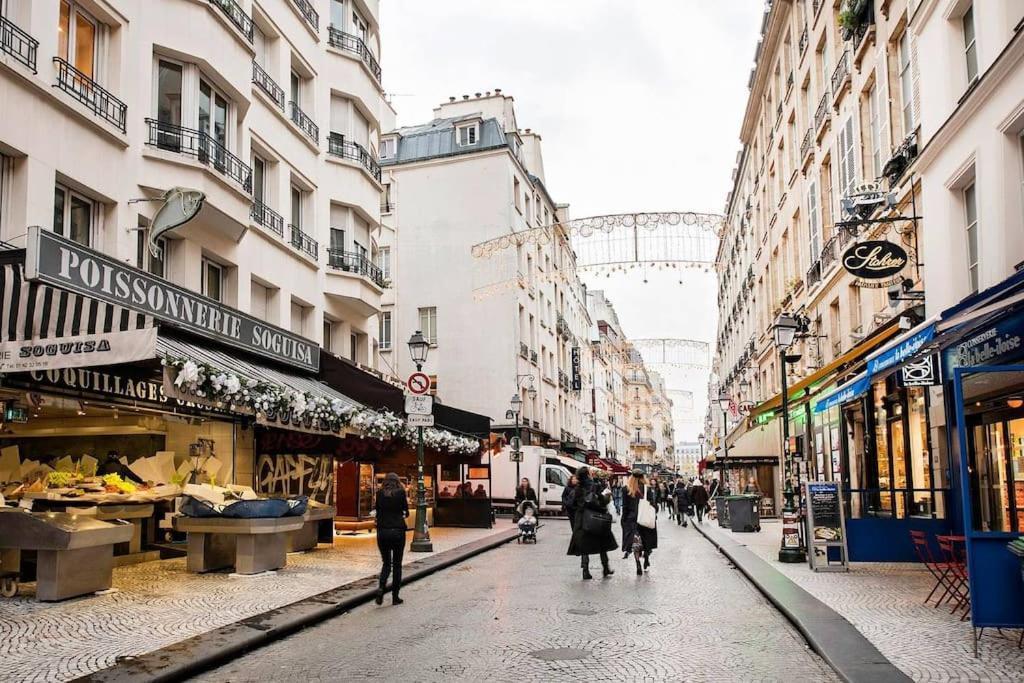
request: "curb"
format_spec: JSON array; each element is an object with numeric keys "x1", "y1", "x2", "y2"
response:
[
  {"x1": 693, "y1": 521, "x2": 911, "y2": 683},
  {"x1": 75, "y1": 527, "x2": 521, "y2": 683}
]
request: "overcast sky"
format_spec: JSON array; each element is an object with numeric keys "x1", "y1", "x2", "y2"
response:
[{"x1": 380, "y1": 0, "x2": 764, "y2": 440}]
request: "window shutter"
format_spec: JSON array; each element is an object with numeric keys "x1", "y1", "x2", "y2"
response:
[{"x1": 910, "y1": 30, "x2": 922, "y2": 130}]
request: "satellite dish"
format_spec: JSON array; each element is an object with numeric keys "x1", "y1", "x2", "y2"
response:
[{"x1": 150, "y1": 187, "x2": 205, "y2": 259}]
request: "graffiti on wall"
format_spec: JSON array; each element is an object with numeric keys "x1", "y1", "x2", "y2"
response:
[{"x1": 255, "y1": 453, "x2": 333, "y2": 503}]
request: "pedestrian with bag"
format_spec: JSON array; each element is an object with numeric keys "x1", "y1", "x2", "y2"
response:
[
  {"x1": 690, "y1": 478, "x2": 710, "y2": 524},
  {"x1": 566, "y1": 466, "x2": 617, "y2": 580},
  {"x1": 374, "y1": 472, "x2": 409, "y2": 606},
  {"x1": 620, "y1": 469, "x2": 658, "y2": 575}
]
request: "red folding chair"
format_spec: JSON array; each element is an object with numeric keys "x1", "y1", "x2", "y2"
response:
[
  {"x1": 937, "y1": 534, "x2": 971, "y2": 621},
  {"x1": 910, "y1": 530, "x2": 957, "y2": 607}
]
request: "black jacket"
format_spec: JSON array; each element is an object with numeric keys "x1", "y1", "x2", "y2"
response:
[
  {"x1": 375, "y1": 490, "x2": 409, "y2": 531},
  {"x1": 620, "y1": 485, "x2": 658, "y2": 552},
  {"x1": 562, "y1": 484, "x2": 578, "y2": 516},
  {"x1": 515, "y1": 486, "x2": 538, "y2": 504},
  {"x1": 566, "y1": 478, "x2": 618, "y2": 556},
  {"x1": 690, "y1": 484, "x2": 710, "y2": 508}
]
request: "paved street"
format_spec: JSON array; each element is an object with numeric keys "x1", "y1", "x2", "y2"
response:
[{"x1": 195, "y1": 519, "x2": 837, "y2": 683}]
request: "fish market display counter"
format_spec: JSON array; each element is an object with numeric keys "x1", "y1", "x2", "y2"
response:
[
  {"x1": 174, "y1": 516, "x2": 304, "y2": 574},
  {"x1": 0, "y1": 508, "x2": 133, "y2": 601}
]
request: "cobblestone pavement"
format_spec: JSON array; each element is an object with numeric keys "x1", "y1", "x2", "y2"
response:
[
  {"x1": 195, "y1": 519, "x2": 838, "y2": 683},
  {"x1": 0, "y1": 523, "x2": 512, "y2": 683},
  {"x1": 707, "y1": 520, "x2": 1024, "y2": 682}
]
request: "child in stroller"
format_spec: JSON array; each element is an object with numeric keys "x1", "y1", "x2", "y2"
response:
[{"x1": 516, "y1": 500, "x2": 538, "y2": 543}]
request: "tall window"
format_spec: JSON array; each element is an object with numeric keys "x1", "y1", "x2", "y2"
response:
[
  {"x1": 156, "y1": 60, "x2": 182, "y2": 131},
  {"x1": 868, "y1": 81, "x2": 883, "y2": 177},
  {"x1": 808, "y1": 182, "x2": 821, "y2": 261},
  {"x1": 290, "y1": 300, "x2": 308, "y2": 336},
  {"x1": 58, "y1": 1, "x2": 97, "y2": 78},
  {"x1": 53, "y1": 184, "x2": 93, "y2": 246},
  {"x1": 136, "y1": 227, "x2": 166, "y2": 278},
  {"x1": 377, "y1": 247, "x2": 391, "y2": 279},
  {"x1": 198, "y1": 79, "x2": 228, "y2": 149},
  {"x1": 963, "y1": 5, "x2": 978, "y2": 84},
  {"x1": 418, "y1": 306, "x2": 437, "y2": 344},
  {"x1": 329, "y1": 0, "x2": 344, "y2": 28},
  {"x1": 251, "y1": 281, "x2": 270, "y2": 320},
  {"x1": 898, "y1": 31, "x2": 915, "y2": 135},
  {"x1": 965, "y1": 183, "x2": 979, "y2": 293},
  {"x1": 202, "y1": 258, "x2": 223, "y2": 302},
  {"x1": 379, "y1": 311, "x2": 392, "y2": 350},
  {"x1": 290, "y1": 185, "x2": 302, "y2": 229},
  {"x1": 351, "y1": 7, "x2": 368, "y2": 42},
  {"x1": 252, "y1": 155, "x2": 266, "y2": 204},
  {"x1": 323, "y1": 320, "x2": 334, "y2": 352}
]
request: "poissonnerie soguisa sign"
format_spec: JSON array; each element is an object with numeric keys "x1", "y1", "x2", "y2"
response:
[{"x1": 24, "y1": 227, "x2": 318, "y2": 372}]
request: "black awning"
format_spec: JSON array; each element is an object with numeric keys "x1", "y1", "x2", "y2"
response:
[{"x1": 318, "y1": 350, "x2": 491, "y2": 438}]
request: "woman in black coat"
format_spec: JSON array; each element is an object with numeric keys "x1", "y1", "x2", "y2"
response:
[
  {"x1": 374, "y1": 472, "x2": 409, "y2": 605},
  {"x1": 620, "y1": 469, "x2": 658, "y2": 574},
  {"x1": 566, "y1": 466, "x2": 617, "y2": 580},
  {"x1": 514, "y1": 477, "x2": 538, "y2": 521}
]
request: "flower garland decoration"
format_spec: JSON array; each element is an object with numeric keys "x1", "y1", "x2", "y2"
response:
[{"x1": 162, "y1": 357, "x2": 480, "y2": 454}]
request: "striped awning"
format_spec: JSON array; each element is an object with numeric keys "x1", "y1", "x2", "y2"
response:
[{"x1": 1, "y1": 263, "x2": 156, "y2": 372}]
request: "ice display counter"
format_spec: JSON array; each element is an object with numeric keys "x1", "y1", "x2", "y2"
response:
[{"x1": 0, "y1": 508, "x2": 133, "y2": 601}]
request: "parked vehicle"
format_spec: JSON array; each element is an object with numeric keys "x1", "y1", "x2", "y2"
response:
[{"x1": 492, "y1": 446, "x2": 576, "y2": 514}]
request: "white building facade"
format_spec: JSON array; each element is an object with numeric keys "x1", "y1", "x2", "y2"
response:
[{"x1": 0, "y1": 0, "x2": 391, "y2": 366}]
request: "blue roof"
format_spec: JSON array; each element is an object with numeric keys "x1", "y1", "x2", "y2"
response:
[{"x1": 382, "y1": 114, "x2": 508, "y2": 166}]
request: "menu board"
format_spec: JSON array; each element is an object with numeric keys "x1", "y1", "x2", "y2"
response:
[{"x1": 804, "y1": 481, "x2": 849, "y2": 572}]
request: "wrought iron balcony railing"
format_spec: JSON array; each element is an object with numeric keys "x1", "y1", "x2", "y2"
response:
[
  {"x1": 530, "y1": 350, "x2": 539, "y2": 364},
  {"x1": 289, "y1": 224, "x2": 318, "y2": 259},
  {"x1": 800, "y1": 128, "x2": 814, "y2": 163},
  {"x1": 327, "y1": 133, "x2": 382, "y2": 182},
  {"x1": 144, "y1": 118, "x2": 252, "y2": 192},
  {"x1": 252, "y1": 61, "x2": 284, "y2": 110},
  {"x1": 289, "y1": 101, "x2": 318, "y2": 144},
  {"x1": 327, "y1": 27, "x2": 382, "y2": 82},
  {"x1": 289, "y1": 0, "x2": 319, "y2": 32},
  {"x1": 1, "y1": 15, "x2": 38, "y2": 73},
  {"x1": 519, "y1": 342, "x2": 529, "y2": 359},
  {"x1": 250, "y1": 200, "x2": 284, "y2": 236},
  {"x1": 799, "y1": 24, "x2": 809, "y2": 56},
  {"x1": 208, "y1": 0, "x2": 253, "y2": 42},
  {"x1": 830, "y1": 51, "x2": 851, "y2": 97},
  {"x1": 806, "y1": 258, "x2": 823, "y2": 288},
  {"x1": 326, "y1": 249, "x2": 387, "y2": 288},
  {"x1": 53, "y1": 57, "x2": 127, "y2": 132},
  {"x1": 814, "y1": 91, "x2": 831, "y2": 133},
  {"x1": 820, "y1": 235, "x2": 839, "y2": 272}
]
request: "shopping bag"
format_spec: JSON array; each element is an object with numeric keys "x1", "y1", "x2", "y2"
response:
[{"x1": 638, "y1": 487, "x2": 657, "y2": 529}]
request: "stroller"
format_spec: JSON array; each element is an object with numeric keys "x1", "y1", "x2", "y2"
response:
[{"x1": 516, "y1": 500, "x2": 538, "y2": 544}]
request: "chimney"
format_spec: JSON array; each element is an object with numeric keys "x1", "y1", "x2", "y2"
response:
[
  {"x1": 495, "y1": 88, "x2": 502, "y2": 94},
  {"x1": 475, "y1": 92, "x2": 481, "y2": 98},
  {"x1": 462, "y1": 95, "x2": 469, "y2": 100},
  {"x1": 525, "y1": 128, "x2": 531, "y2": 134},
  {"x1": 485, "y1": 91, "x2": 491, "y2": 96},
  {"x1": 449, "y1": 96, "x2": 455, "y2": 102}
]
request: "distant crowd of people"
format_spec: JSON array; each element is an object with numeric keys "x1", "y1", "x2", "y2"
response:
[{"x1": 438, "y1": 482, "x2": 488, "y2": 498}]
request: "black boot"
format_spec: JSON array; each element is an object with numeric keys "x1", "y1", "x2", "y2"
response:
[
  {"x1": 392, "y1": 594, "x2": 404, "y2": 605},
  {"x1": 374, "y1": 588, "x2": 384, "y2": 605},
  {"x1": 643, "y1": 553, "x2": 650, "y2": 570},
  {"x1": 636, "y1": 558, "x2": 643, "y2": 575},
  {"x1": 602, "y1": 561, "x2": 614, "y2": 577},
  {"x1": 581, "y1": 557, "x2": 592, "y2": 580}
]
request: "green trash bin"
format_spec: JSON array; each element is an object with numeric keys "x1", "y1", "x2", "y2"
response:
[
  {"x1": 727, "y1": 495, "x2": 761, "y2": 533},
  {"x1": 715, "y1": 497, "x2": 730, "y2": 528}
]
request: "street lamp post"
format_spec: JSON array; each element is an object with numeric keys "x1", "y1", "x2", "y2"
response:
[
  {"x1": 774, "y1": 313, "x2": 806, "y2": 563},
  {"x1": 506, "y1": 380, "x2": 537, "y2": 494},
  {"x1": 717, "y1": 392, "x2": 731, "y2": 492},
  {"x1": 407, "y1": 331, "x2": 433, "y2": 553}
]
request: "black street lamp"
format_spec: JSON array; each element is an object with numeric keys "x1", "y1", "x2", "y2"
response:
[
  {"x1": 774, "y1": 313, "x2": 806, "y2": 563},
  {"x1": 717, "y1": 391, "x2": 731, "y2": 492},
  {"x1": 407, "y1": 331, "x2": 432, "y2": 553}
]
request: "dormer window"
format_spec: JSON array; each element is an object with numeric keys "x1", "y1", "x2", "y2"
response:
[
  {"x1": 380, "y1": 137, "x2": 397, "y2": 159},
  {"x1": 457, "y1": 122, "x2": 479, "y2": 146}
]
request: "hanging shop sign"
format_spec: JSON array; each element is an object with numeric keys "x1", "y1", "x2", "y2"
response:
[
  {"x1": 840, "y1": 182, "x2": 895, "y2": 220},
  {"x1": 149, "y1": 188, "x2": 205, "y2": 259},
  {"x1": 898, "y1": 354, "x2": 942, "y2": 387},
  {"x1": 571, "y1": 346, "x2": 582, "y2": 391},
  {"x1": 24, "y1": 227, "x2": 318, "y2": 372},
  {"x1": 842, "y1": 240, "x2": 908, "y2": 282},
  {"x1": 943, "y1": 307, "x2": 1024, "y2": 379}
]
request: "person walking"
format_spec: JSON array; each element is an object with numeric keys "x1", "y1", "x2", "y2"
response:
[
  {"x1": 562, "y1": 474, "x2": 579, "y2": 531},
  {"x1": 690, "y1": 478, "x2": 710, "y2": 524},
  {"x1": 673, "y1": 477, "x2": 690, "y2": 527},
  {"x1": 620, "y1": 469, "x2": 658, "y2": 575},
  {"x1": 667, "y1": 479, "x2": 677, "y2": 521},
  {"x1": 514, "y1": 477, "x2": 538, "y2": 521},
  {"x1": 374, "y1": 472, "x2": 409, "y2": 606},
  {"x1": 566, "y1": 466, "x2": 617, "y2": 580},
  {"x1": 610, "y1": 476, "x2": 624, "y2": 516}
]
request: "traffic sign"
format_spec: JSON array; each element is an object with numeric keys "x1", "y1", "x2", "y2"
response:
[
  {"x1": 407, "y1": 372, "x2": 431, "y2": 395},
  {"x1": 509, "y1": 450, "x2": 524, "y2": 462},
  {"x1": 407, "y1": 414, "x2": 435, "y2": 427},
  {"x1": 404, "y1": 394, "x2": 433, "y2": 416}
]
